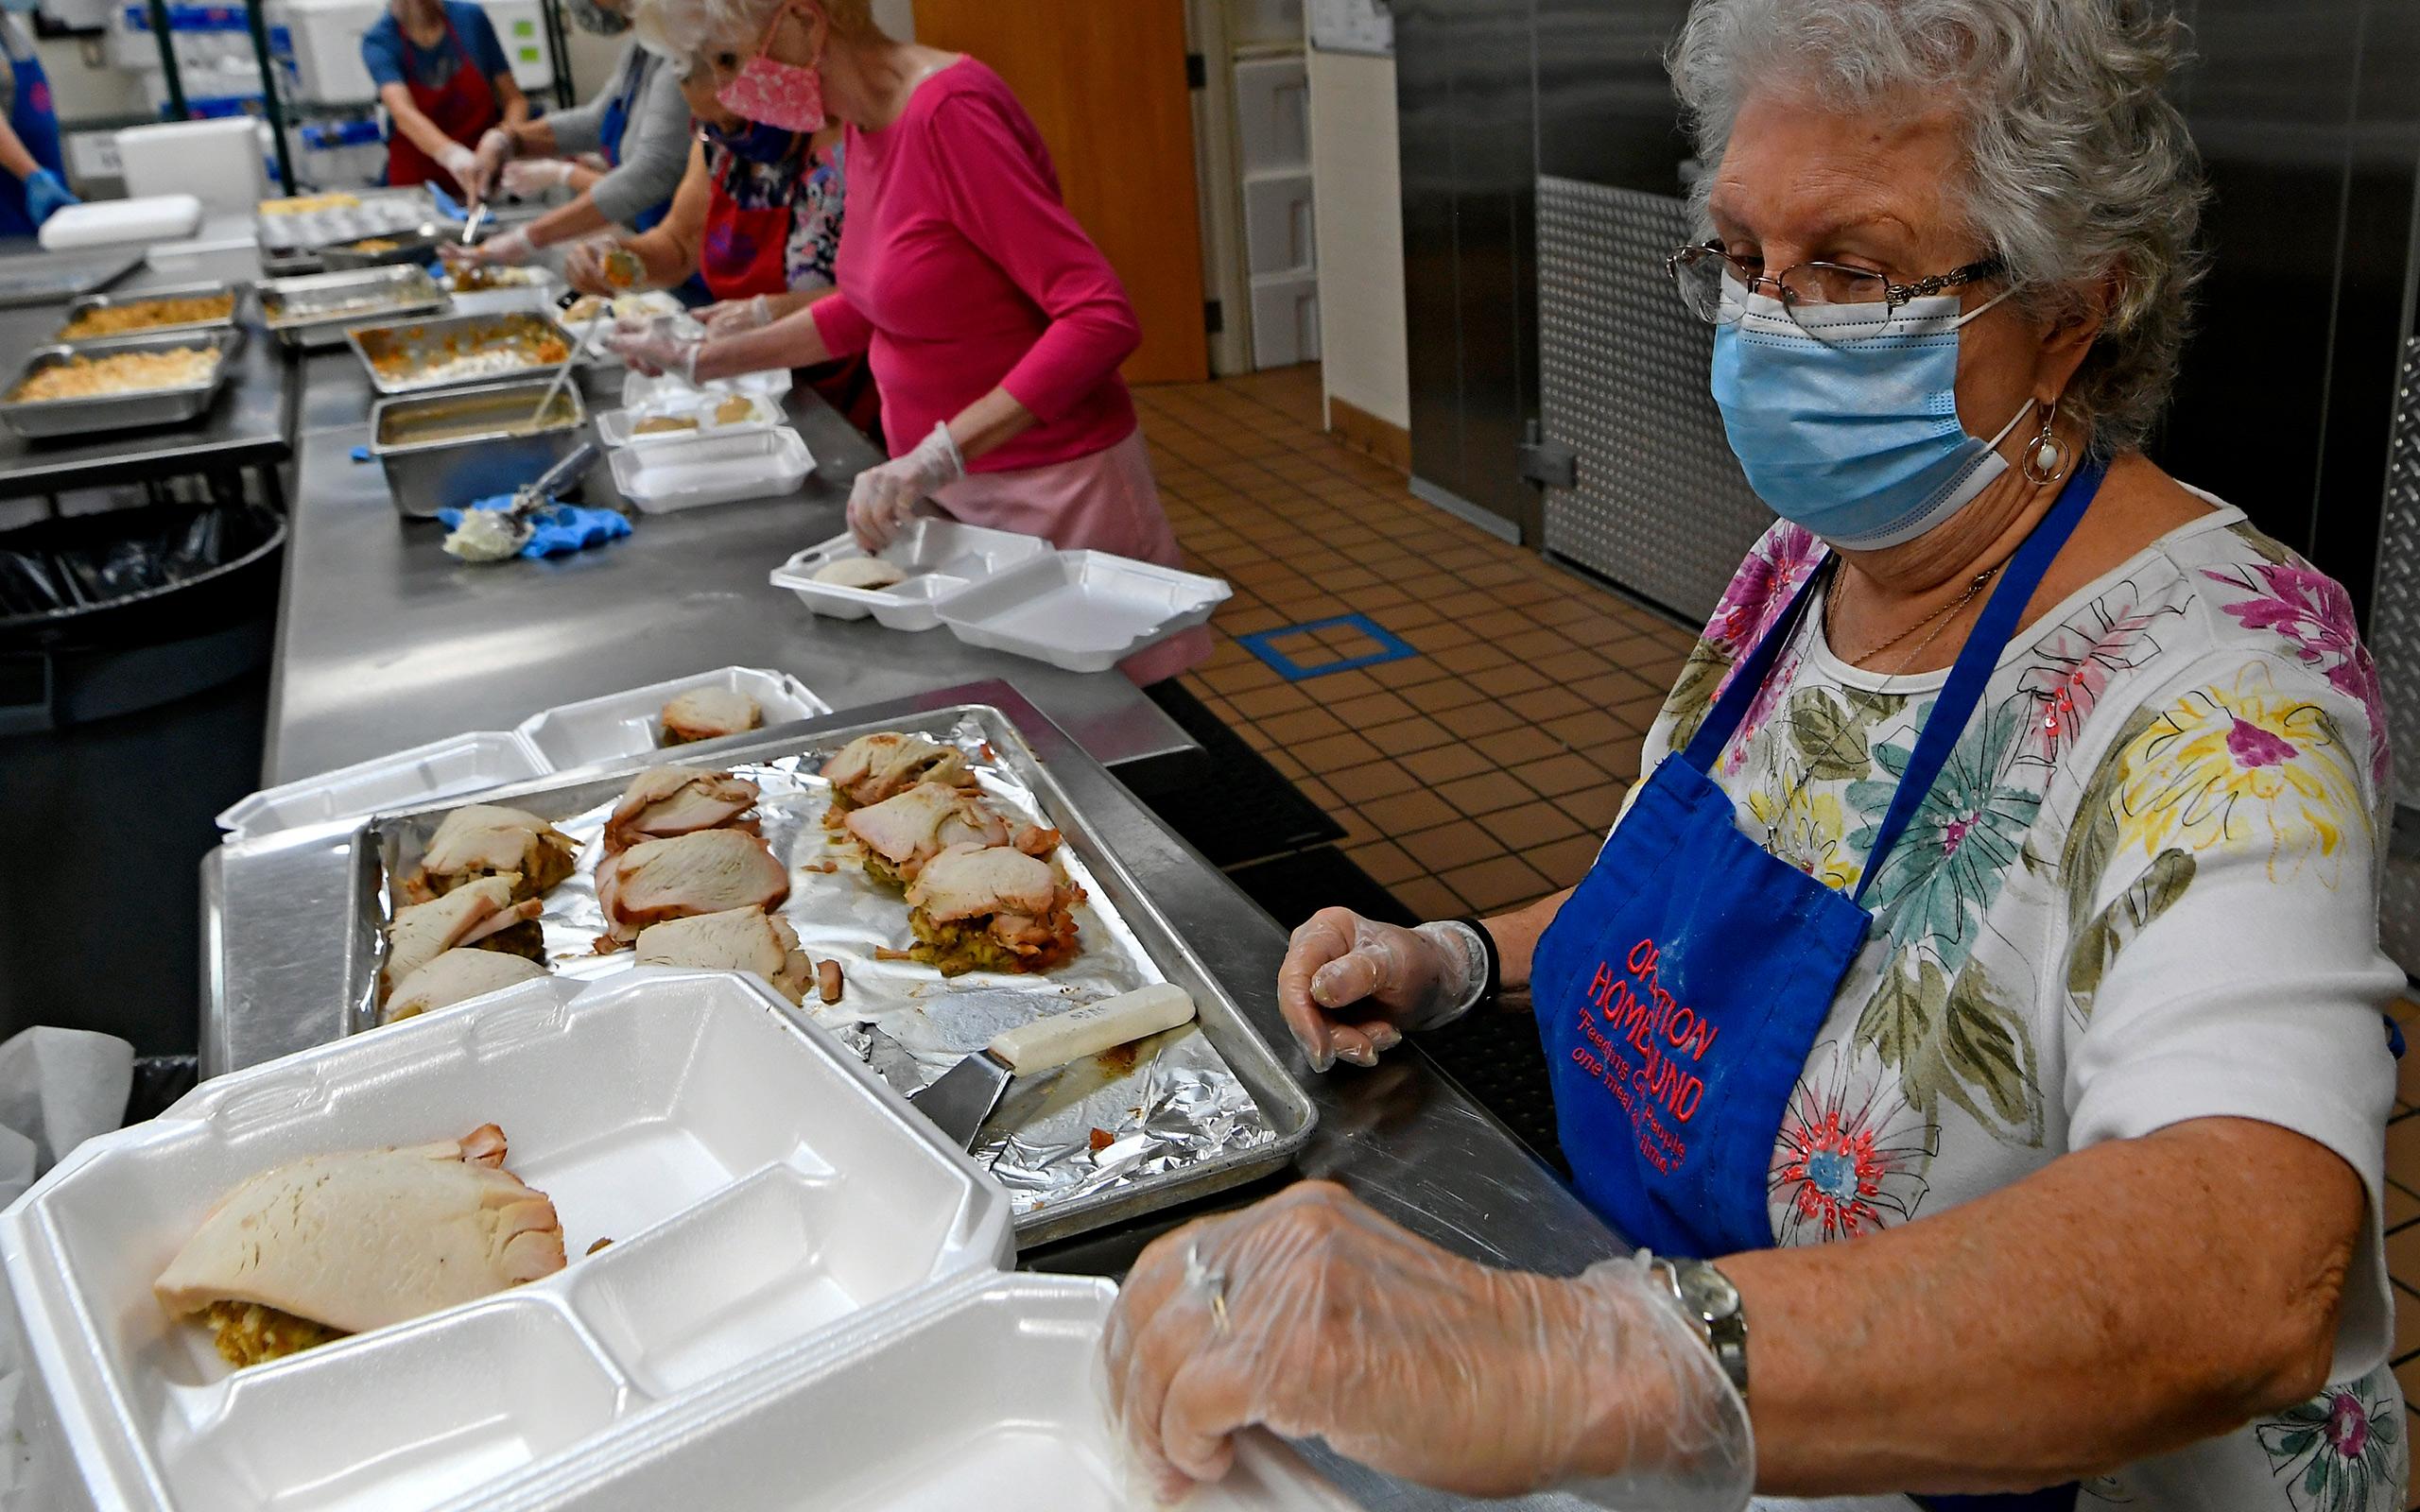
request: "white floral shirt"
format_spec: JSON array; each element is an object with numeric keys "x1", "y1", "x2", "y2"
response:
[{"x1": 1635, "y1": 503, "x2": 2406, "y2": 1511}]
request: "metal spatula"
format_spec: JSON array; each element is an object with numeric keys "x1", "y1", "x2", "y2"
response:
[{"x1": 908, "y1": 984, "x2": 1197, "y2": 1149}]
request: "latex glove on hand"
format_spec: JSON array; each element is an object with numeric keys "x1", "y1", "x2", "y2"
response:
[
  {"x1": 1103, "y1": 1182, "x2": 1753, "y2": 1507},
  {"x1": 501, "y1": 158, "x2": 575, "y2": 198},
  {"x1": 23, "y1": 167, "x2": 77, "y2": 228},
  {"x1": 1277, "y1": 908, "x2": 1487, "y2": 1071},
  {"x1": 465, "y1": 128, "x2": 512, "y2": 200},
  {"x1": 602, "y1": 314, "x2": 701, "y2": 382},
  {"x1": 846, "y1": 421, "x2": 963, "y2": 552},
  {"x1": 700, "y1": 295, "x2": 772, "y2": 335},
  {"x1": 443, "y1": 225, "x2": 534, "y2": 267},
  {"x1": 438, "y1": 141, "x2": 481, "y2": 188},
  {"x1": 562, "y1": 238, "x2": 620, "y2": 296}
]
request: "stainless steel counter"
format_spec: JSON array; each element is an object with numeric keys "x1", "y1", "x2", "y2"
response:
[
  {"x1": 265, "y1": 352, "x2": 1196, "y2": 782},
  {"x1": 0, "y1": 247, "x2": 294, "y2": 503}
]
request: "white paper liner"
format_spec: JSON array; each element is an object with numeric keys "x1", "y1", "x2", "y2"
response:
[{"x1": 374, "y1": 718, "x2": 1275, "y2": 1218}]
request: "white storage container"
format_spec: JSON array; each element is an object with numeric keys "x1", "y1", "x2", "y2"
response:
[
  {"x1": 510, "y1": 665, "x2": 825, "y2": 767},
  {"x1": 593, "y1": 393, "x2": 781, "y2": 448},
  {"x1": 0, "y1": 969, "x2": 1014, "y2": 1512},
  {"x1": 618, "y1": 366, "x2": 790, "y2": 408},
  {"x1": 609, "y1": 427, "x2": 813, "y2": 513},
  {"x1": 1251, "y1": 270, "x2": 1321, "y2": 369},
  {"x1": 38, "y1": 195, "x2": 202, "y2": 251},
  {"x1": 115, "y1": 118, "x2": 270, "y2": 213},
  {"x1": 1242, "y1": 168, "x2": 1316, "y2": 279},
  {"x1": 938, "y1": 551, "x2": 1233, "y2": 675},
  {"x1": 769, "y1": 518, "x2": 1055, "y2": 632},
  {"x1": 1233, "y1": 54, "x2": 1309, "y2": 173},
  {"x1": 463, "y1": 1274, "x2": 1357, "y2": 1512}
]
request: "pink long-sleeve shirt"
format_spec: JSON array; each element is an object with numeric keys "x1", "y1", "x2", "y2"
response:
[{"x1": 809, "y1": 59, "x2": 1142, "y2": 472}]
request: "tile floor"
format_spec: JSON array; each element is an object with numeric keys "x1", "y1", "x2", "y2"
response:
[{"x1": 1145, "y1": 363, "x2": 2420, "y2": 1494}]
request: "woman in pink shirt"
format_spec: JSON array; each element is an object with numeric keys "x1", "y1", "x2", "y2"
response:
[{"x1": 618, "y1": 0, "x2": 1203, "y2": 684}]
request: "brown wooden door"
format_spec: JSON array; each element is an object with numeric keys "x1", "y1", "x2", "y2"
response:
[{"x1": 911, "y1": 0, "x2": 1208, "y2": 385}]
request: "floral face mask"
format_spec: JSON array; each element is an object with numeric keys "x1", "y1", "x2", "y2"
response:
[{"x1": 717, "y1": 2, "x2": 827, "y2": 131}]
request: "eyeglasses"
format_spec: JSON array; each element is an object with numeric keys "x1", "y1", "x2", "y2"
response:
[{"x1": 1665, "y1": 241, "x2": 2003, "y2": 344}]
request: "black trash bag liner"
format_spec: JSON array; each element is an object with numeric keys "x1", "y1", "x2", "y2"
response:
[
  {"x1": 0, "y1": 550, "x2": 66, "y2": 617},
  {"x1": 0, "y1": 500, "x2": 267, "y2": 625}
]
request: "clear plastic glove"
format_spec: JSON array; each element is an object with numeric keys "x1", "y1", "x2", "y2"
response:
[
  {"x1": 847, "y1": 421, "x2": 963, "y2": 551},
  {"x1": 465, "y1": 127, "x2": 513, "y2": 199},
  {"x1": 438, "y1": 141, "x2": 480, "y2": 184},
  {"x1": 501, "y1": 158, "x2": 575, "y2": 197},
  {"x1": 443, "y1": 225, "x2": 533, "y2": 266},
  {"x1": 23, "y1": 168, "x2": 77, "y2": 228},
  {"x1": 1102, "y1": 1181, "x2": 1754, "y2": 1507},
  {"x1": 602, "y1": 313, "x2": 701, "y2": 382},
  {"x1": 562, "y1": 237, "x2": 619, "y2": 297},
  {"x1": 701, "y1": 295, "x2": 772, "y2": 335},
  {"x1": 1277, "y1": 908, "x2": 1486, "y2": 1072}
]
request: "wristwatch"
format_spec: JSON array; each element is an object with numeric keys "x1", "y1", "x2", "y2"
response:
[{"x1": 1648, "y1": 1255, "x2": 1750, "y2": 1405}]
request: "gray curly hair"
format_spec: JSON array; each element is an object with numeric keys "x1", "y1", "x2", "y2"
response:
[{"x1": 1669, "y1": 0, "x2": 2206, "y2": 456}]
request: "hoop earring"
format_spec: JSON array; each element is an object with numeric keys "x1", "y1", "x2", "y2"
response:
[{"x1": 2019, "y1": 400, "x2": 2068, "y2": 486}]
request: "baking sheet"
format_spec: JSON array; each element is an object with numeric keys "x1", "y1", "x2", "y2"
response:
[{"x1": 361, "y1": 711, "x2": 1295, "y2": 1235}]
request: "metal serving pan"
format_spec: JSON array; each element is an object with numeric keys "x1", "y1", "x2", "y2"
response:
[
  {"x1": 347, "y1": 309, "x2": 577, "y2": 397},
  {"x1": 340, "y1": 703, "x2": 1317, "y2": 1246},
  {"x1": 0, "y1": 327, "x2": 244, "y2": 439},
  {"x1": 52, "y1": 279, "x2": 246, "y2": 346},
  {"x1": 0, "y1": 249, "x2": 139, "y2": 310},
  {"x1": 368, "y1": 378, "x2": 589, "y2": 518},
  {"x1": 258, "y1": 264, "x2": 451, "y2": 351},
  {"x1": 320, "y1": 225, "x2": 447, "y2": 270}
]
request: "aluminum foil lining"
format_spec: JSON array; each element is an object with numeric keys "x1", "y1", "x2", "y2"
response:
[{"x1": 375, "y1": 717, "x2": 1276, "y2": 1217}]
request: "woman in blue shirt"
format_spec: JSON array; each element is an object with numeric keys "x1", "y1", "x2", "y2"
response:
[{"x1": 360, "y1": 0, "x2": 527, "y2": 199}]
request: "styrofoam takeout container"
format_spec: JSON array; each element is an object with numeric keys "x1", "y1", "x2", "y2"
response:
[
  {"x1": 610, "y1": 428, "x2": 813, "y2": 513},
  {"x1": 458, "y1": 1273, "x2": 1357, "y2": 1512},
  {"x1": 592, "y1": 393, "x2": 782, "y2": 449},
  {"x1": 215, "y1": 666, "x2": 825, "y2": 839},
  {"x1": 938, "y1": 551, "x2": 1234, "y2": 675},
  {"x1": 617, "y1": 367, "x2": 790, "y2": 409},
  {"x1": 769, "y1": 519, "x2": 1056, "y2": 632},
  {"x1": 0, "y1": 969, "x2": 1014, "y2": 1512}
]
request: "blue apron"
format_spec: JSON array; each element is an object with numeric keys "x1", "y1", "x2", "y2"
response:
[
  {"x1": 1530, "y1": 462, "x2": 2108, "y2": 1512},
  {"x1": 596, "y1": 48, "x2": 666, "y2": 233},
  {"x1": 0, "y1": 34, "x2": 63, "y2": 239}
]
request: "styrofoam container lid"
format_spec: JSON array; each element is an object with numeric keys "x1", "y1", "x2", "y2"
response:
[
  {"x1": 458, "y1": 1273, "x2": 1358, "y2": 1512},
  {"x1": 593, "y1": 394, "x2": 783, "y2": 449},
  {"x1": 616, "y1": 367, "x2": 790, "y2": 410},
  {"x1": 938, "y1": 551, "x2": 1234, "y2": 675},
  {"x1": 39, "y1": 195, "x2": 204, "y2": 250},
  {"x1": 610, "y1": 427, "x2": 813, "y2": 514},
  {"x1": 769, "y1": 518, "x2": 1056, "y2": 633},
  {"x1": 0, "y1": 969, "x2": 1013, "y2": 1512},
  {"x1": 512, "y1": 665, "x2": 827, "y2": 768},
  {"x1": 214, "y1": 729, "x2": 548, "y2": 840}
]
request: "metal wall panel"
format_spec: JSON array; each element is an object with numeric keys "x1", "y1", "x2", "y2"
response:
[
  {"x1": 1536, "y1": 177, "x2": 1768, "y2": 624},
  {"x1": 2375, "y1": 335, "x2": 2420, "y2": 809}
]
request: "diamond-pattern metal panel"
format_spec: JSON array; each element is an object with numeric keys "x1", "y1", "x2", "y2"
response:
[
  {"x1": 1536, "y1": 176, "x2": 1770, "y2": 625},
  {"x1": 2372, "y1": 334, "x2": 2420, "y2": 814}
]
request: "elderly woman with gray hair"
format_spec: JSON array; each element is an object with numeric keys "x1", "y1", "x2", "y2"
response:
[{"x1": 1105, "y1": 2, "x2": 2407, "y2": 1508}]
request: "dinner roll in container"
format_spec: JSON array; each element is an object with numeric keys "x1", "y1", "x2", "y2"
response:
[{"x1": 0, "y1": 969, "x2": 1014, "y2": 1512}]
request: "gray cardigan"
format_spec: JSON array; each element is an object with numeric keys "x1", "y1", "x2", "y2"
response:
[{"x1": 543, "y1": 41, "x2": 687, "y2": 226}]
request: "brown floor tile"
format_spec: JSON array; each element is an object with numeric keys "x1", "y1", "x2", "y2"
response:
[
  {"x1": 1346, "y1": 839, "x2": 1424, "y2": 887},
  {"x1": 1401, "y1": 676, "x2": 1494, "y2": 715},
  {"x1": 1438, "y1": 770, "x2": 1537, "y2": 817},
  {"x1": 1594, "y1": 734, "x2": 1650, "y2": 780},
  {"x1": 1514, "y1": 753, "x2": 1605, "y2": 799},
  {"x1": 1393, "y1": 875, "x2": 1470, "y2": 920},
  {"x1": 1196, "y1": 661, "x2": 1278, "y2": 696},
  {"x1": 1364, "y1": 714, "x2": 1459, "y2": 755},
  {"x1": 1296, "y1": 730, "x2": 1386, "y2": 772},
  {"x1": 1400, "y1": 818, "x2": 1506, "y2": 874},
  {"x1": 1297, "y1": 776, "x2": 1340, "y2": 810},
  {"x1": 1479, "y1": 799, "x2": 1585, "y2": 851},
  {"x1": 1432, "y1": 642, "x2": 1514, "y2": 677},
  {"x1": 1303, "y1": 668, "x2": 1386, "y2": 700},
  {"x1": 1462, "y1": 609, "x2": 1536, "y2": 641},
  {"x1": 1237, "y1": 723, "x2": 1275, "y2": 752},
  {"x1": 2389, "y1": 1181, "x2": 2420, "y2": 1228},
  {"x1": 1500, "y1": 627, "x2": 1570, "y2": 662},
  {"x1": 1544, "y1": 710, "x2": 1634, "y2": 752},
  {"x1": 1259, "y1": 707, "x2": 1349, "y2": 747},
  {"x1": 1474, "y1": 727, "x2": 1566, "y2": 767},
  {"x1": 2388, "y1": 1116, "x2": 2420, "y2": 1190},
  {"x1": 1400, "y1": 743, "x2": 1495, "y2": 786},
  {"x1": 1561, "y1": 783, "x2": 1628, "y2": 832},
  {"x1": 1334, "y1": 808, "x2": 1382, "y2": 848},
  {"x1": 1326, "y1": 691, "x2": 1420, "y2": 728},
  {"x1": 1443, "y1": 853, "x2": 1555, "y2": 913},
  {"x1": 2401, "y1": 1040, "x2": 2420, "y2": 1109},
  {"x1": 1402, "y1": 622, "x2": 1476, "y2": 653},
  {"x1": 1369, "y1": 656, "x2": 1454, "y2": 692},
  {"x1": 1530, "y1": 833, "x2": 1607, "y2": 889},
  {"x1": 1327, "y1": 759, "x2": 1425, "y2": 805},
  {"x1": 1264, "y1": 747, "x2": 1307, "y2": 781},
  {"x1": 1531, "y1": 647, "x2": 1612, "y2": 683},
  {"x1": 1440, "y1": 700, "x2": 1528, "y2": 739},
  {"x1": 1469, "y1": 662, "x2": 1550, "y2": 698},
  {"x1": 1362, "y1": 787, "x2": 1461, "y2": 835},
  {"x1": 1504, "y1": 686, "x2": 1591, "y2": 723},
  {"x1": 2395, "y1": 1281, "x2": 2420, "y2": 1362}
]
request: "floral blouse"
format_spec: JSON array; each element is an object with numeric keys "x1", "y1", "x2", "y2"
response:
[
  {"x1": 1644, "y1": 506, "x2": 2407, "y2": 1512},
  {"x1": 712, "y1": 137, "x2": 846, "y2": 293}
]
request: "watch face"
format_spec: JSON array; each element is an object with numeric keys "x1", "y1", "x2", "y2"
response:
[{"x1": 1679, "y1": 1263, "x2": 1739, "y2": 1319}]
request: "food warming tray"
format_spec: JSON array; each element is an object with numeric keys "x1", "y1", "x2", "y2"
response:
[
  {"x1": 0, "y1": 969, "x2": 1015, "y2": 1512},
  {"x1": 0, "y1": 249, "x2": 138, "y2": 308},
  {"x1": 938, "y1": 551, "x2": 1233, "y2": 674},
  {"x1": 0, "y1": 326, "x2": 245, "y2": 438},
  {"x1": 461, "y1": 1274, "x2": 1358, "y2": 1512},
  {"x1": 347, "y1": 310, "x2": 579, "y2": 397},
  {"x1": 608, "y1": 427, "x2": 812, "y2": 513},
  {"x1": 214, "y1": 666, "x2": 827, "y2": 840},
  {"x1": 258, "y1": 264, "x2": 450, "y2": 350},
  {"x1": 771, "y1": 519, "x2": 1056, "y2": 632},
  {"x1": 343, "y1": 703, "x2": 1315, "y2": 1246},
  {"x1": 52, "y1": 279, "x2": 247, "y2": 345},
  {"x1": 369, "y1": 379, "x2": 591, "y2": 519}
]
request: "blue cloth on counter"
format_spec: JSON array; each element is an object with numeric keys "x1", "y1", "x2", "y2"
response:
[
  {"x1": 351, "y1": 445, "x2": 371, "y2": 462},
  {"x1": 435, "y1": 496, "x2": 631, "y2": 558}
]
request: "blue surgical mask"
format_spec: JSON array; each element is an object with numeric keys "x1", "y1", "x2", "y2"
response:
[
  {"x1": 703, "y1": 118, "x2": 795, "y2": 167},
  {"x1": 1710, "y1": 279, "x2": 2028, "y2": 551}
]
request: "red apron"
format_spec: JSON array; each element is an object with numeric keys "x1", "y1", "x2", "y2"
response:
[
  {"x1": 701, "y1": 166, "x2": 883, "y2": 447},
  {"x1": 386, "y1": 14, "x2": 500, "y2": 200}
]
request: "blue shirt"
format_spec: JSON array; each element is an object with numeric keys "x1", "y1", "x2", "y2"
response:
[{"x1": 361, "y1": 3, "x2": 509, "y2": 94}]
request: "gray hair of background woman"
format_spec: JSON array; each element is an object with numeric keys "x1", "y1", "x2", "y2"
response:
[
  {"x1": 1669, "y1": 0, "x2": 2206, "y2": 457},
  {"x1": 630, "y1": 0, "x2": 880, "y2": 61}
]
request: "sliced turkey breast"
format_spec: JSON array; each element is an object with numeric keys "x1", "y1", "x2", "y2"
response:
[
  {"x1": 414, "y1": 804, "x2": 578, "y2": 902},
  {"x1": 634, "y1": 905, "x2": 816, "y2": 1005},
  {"x1": 383, "y1": 877, "x2": 544, "y2": 999},
  {"x1": 596, "y1": 829, "x2": 790, "y2": 945},
  {"x1": 842, "y1": 781, "x2": 1011, "y2": 885},
  {"x1": 382, "y1": 949, "x2": 550, "y2": 1023},
  {"x1": 153, "y1": 1123, "x2": 565, "y2": 1366},
  {"x1": 660, "y1": 687, "x2": 762, "y2": 746},
  {"x1": 903, "y1": 843, "x2": 1084, "y2": 976},
  {"x1": 603, "y1": 767, "x2": 760, "y2": 853},
  {"x1": 820, "y1": 731, "x2": 973, "y2": 810}
]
